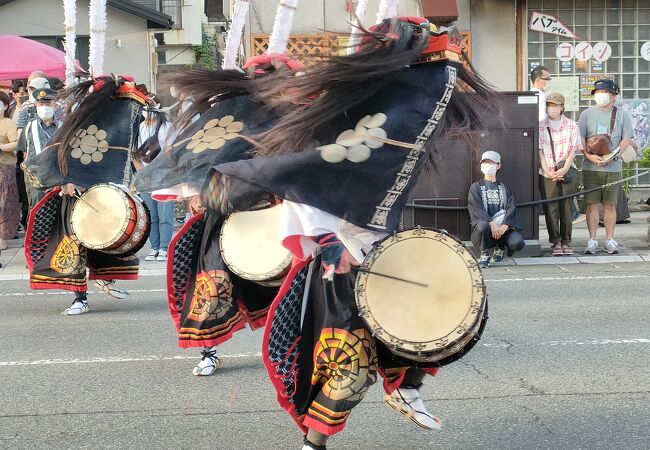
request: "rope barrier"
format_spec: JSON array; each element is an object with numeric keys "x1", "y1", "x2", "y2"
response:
[{"x1": 405, "y1": 170, "x2": 650, "y2": 211}]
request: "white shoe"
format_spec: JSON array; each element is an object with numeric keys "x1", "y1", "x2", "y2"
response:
[
  {"x1": 144, "y1": 249, "x2": 158, "y2": 261},
  {"x1": 604, "y1": 239, "x2": 619, "y2": 254},
  {"x1": 384, "y1": 388, "x2": 442, "y2": 431},
  {"x1": 156, "y1": 250, "x2": 168, "y2": 261},
  {"x1": 584, "y1": 239, "x2": 598, "y2": 255},
  {"x1": 62, "y1": 300, "x2": 89, "y2": 316},
  {"x1": 192, "y1": 346, "x2": 221, "y2": 376},
  {"x1": 94, "y1": 280, "x2": 129, "y2": 299}
]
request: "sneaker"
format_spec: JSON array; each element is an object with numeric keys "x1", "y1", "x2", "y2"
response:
[
  {"x1": 384, "y1": 387, "x2": 443, "y2": 431},
  {"x1": 491, "y1": 247, "x2": 505, "y2": 263},
  {"x1": 479, "y1": 253, "x2": 490, "y2": 269},
  {"x1": 192, "y1": 346, "x2": 222, "y2": 376},
  {"x1": 156, "y1": 250, "x2": 168, "y2": 261},
  {"x1": 94, "y1": 280, "x2": 129, "y2": 299},
  {"x1": 604, "y1": 239, "x2": 619, "y2": 254},
  {"x1": 584, "y1": 239, "x2": 598, "y2": 255},
  {"x1": 572, "y1": 214, "x2": 586, "y2": 225},
  {"x1": 144, "y1": 249, "x2": 158, "y2": 261},
  {"x1": 62, "y1": 300, "x2": 89, "y2": 316}
]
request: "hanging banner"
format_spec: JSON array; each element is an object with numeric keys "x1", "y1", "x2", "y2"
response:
[{"x1": 529, "y1": 12, "x2": 578, "y2": 39}]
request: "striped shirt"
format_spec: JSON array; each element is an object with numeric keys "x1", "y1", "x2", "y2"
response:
[{"x1": 538, "y1": 115, "x2": 583, "y2": 177}]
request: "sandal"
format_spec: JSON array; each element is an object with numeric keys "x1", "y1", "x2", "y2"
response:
[
  {"x1": 551, "y1": 243, "x2": 563, "y2": 256},
  {"x1": 562, "y1": 244, "x2": 574, "y2": 255}
]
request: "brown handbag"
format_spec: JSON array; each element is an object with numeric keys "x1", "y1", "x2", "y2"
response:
[{"x1": 585, "y1": 107, "x2": 617, "y2": 156}]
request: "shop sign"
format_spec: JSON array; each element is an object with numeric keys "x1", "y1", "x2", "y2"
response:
[
  {"x1": 592, "y1": 61, "x2": 603, "y2": 71},
  {"x1": 574, "y1": 42, "x2": 593, "y2": 61},
  {"x1": 641, "y1": 42, "x2": 650, "y2": 61},
  {"x1": 556, "y1": 43, "x2": 574, "y2": 61},
  {"x1": 561, "y1": 61, "x2": 573, "y2": 72},
  {"x1": 529, "y1": 12, "x2": 578, "y2": 39},
  {"x1": 592, "y1": 42, "x2": 612, "y2": 61}
]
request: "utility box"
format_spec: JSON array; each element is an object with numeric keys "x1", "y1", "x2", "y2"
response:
[{"x1": 404, "y1": 91, "x2": 541, "y2": 253}]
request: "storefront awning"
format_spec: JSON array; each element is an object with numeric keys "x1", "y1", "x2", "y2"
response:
[{"x1": 421, "y1": 0, "x2": 459, "y2": 22}]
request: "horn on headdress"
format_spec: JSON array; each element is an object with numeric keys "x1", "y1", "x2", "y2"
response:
[
  {"x1": 88, "y1": 0, "x2": 108, "y2": 76},
  {"x1": 267, "y1": 0, "x2": 299, "y2": 55},
  {"x1": 62, "y1": 0, "x2": 77, "y2": 87},
  {"x1": 376, "y1": 0, "x2": 399, "y2": 24},
  {"x1": 347, "y1": 0, "x2": 370, "y2": 55},
  {"x1": 222, "y1": 0, "x2": 250, "y2": 70}
]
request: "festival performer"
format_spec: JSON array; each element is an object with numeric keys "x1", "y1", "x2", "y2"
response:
[
  {"x1": 134, "y1": 0, "x2": 305, "y2": 377},
  {"x1": 201, "y1": 18, "x2": 496, "y2": 449},
  {"x1": 23, "y1": 75, "x2": 150, "y2": 315}
]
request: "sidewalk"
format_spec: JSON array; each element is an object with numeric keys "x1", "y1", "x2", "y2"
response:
[{"x1": 1, "y1": 211, "x2": 649, "y2": 280}]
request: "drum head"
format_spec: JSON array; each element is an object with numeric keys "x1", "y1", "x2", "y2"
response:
[
  {"x1": 71, "y1": 185, "x2": 130, "y2": 248},
  {"x1": 356, "y1": 228, "x2": 485, "y2": 352},
  {"x1": 220, "y1": 206, "x2": 292, "y2": 281}
]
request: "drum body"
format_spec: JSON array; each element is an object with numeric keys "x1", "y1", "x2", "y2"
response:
[
  {"x1": 355, "y1": 227, "x2": 487, "y2": 365},
  {"x1": 219, "y1": 205, "x2": 292, "y2": 286},
  {"x1": 70, "y1": 183, "x2": 150, "y2": 255}
]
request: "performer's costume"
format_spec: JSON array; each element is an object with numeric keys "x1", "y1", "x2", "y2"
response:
[
  {"x1": 200, "y1": 18, "x2": 495, "y2": 443},
  {"x1": 23, "y1": 77, "x2": 148, "y2": 312}
]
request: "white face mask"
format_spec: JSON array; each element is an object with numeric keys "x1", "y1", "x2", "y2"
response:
[
  {"x1": 481, "y1": 163, "x2": 498, "y2": 177},
  {"x1": 36, "y1": 105, "x2": 54, "y2": 120},
  {"x1": 594, "y1": 92, "x2": 612, "y2": 107},
  {"x1": 547, "y1": 106, "x2": 563, "y2": 118}
]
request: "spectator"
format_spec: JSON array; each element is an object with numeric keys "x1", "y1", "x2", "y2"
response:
[
  {"x1": 16, "y1": 73, "x2": 64, "y2": 130},
  {"x1": 0, "y1": 91, "x2": 20, "y2": 252},
  {"x1": 578, "y1": 79, "x2": 636, "y2": 254},
  {"x1": 538, "y1": 92, "x2": 582, "y2": 256},
  {"x1": 135, "y1": 94, "x2": 174, "y2": 262},
  {"x1": 468, "y1": 151, "x2": 525, "y2": 268},
  {"x1": 9, "y1": 80, "x2": 28, "y2": 121},
  {"x1": 17, "y1": 88, "x2": 62, "y2": 207},
  {"x1": 530, "y1": 66, "x2": 551, "y2": 122}
]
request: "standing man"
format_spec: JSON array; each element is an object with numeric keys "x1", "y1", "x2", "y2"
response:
[
  {"x1": 578, "y1": 79, "x2": 635, "y2": 255},
  {"x1": 17, "y1": 88, "x2": 61, "y2": 207},
  {"x1": 530, "y1": 66, "x2": 551, "y2": 122}
]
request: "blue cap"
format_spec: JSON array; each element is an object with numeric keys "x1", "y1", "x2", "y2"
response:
[{"x1": 591, "y1": 79, "x2": 619, "y2": 95}]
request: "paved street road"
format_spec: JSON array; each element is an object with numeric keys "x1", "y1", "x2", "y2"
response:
[{"x1": 0, "y1": 262, "x2": 648, "y2": 449}]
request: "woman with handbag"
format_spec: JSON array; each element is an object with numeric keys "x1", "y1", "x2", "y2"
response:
[{"x1": 538, "y1": 92, "x2": 582, "y2": 256}]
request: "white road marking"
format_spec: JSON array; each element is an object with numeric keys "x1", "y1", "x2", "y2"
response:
[
  {"x1": 0, "y1": 289, "x2": 166, "y2": 297},
  {"x1": 1, "y1": 339, "x2": 647, "y2": 368},
  {"x1": 485, "y1": 274, "x2": 650, "y2": 282}
]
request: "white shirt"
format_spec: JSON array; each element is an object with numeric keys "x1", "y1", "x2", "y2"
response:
[{"x1": 532, "y1": 87, "x2": 546, "y2": 122}]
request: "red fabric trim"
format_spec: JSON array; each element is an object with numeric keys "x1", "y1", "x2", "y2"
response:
[
  {"x1": 423, "y1": 368, "x2": 439, "y2": 377},
  {"x1": 378, "y1": 368, "x2": 406, "y2": 395},
  {"x1": 24, "y1": 188, "x2": 61, "y2": 271},
  {"x1": 177, "y1": 318, "x2": 247, "y2": 349},
  {"x1": 302, "y1": 416, "x2": 347, "y2": 436},
  {"x1": 261, "y1": 257, "x2": 312, "y2": 435},
  {"x1": 166, "y1": 213, "x2": 204, "y2": 335},
  {"x1": 151, "y1": 194, "x2": 179, "y2": 202},
  {"x1": 89, "y1": 273, "x2": 138, "y2": 281},
  {"x1": 30, "y1": 281, "x2": 87, "y2": 292}
]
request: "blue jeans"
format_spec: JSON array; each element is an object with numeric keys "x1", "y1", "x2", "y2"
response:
[{"x1": 141, "y1": 193, "x2": 173, "y2": 251}]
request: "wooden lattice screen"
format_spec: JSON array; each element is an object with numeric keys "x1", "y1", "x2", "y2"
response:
[{"x1": 251, "y1": 31, "x2": 472, "y2": 63}]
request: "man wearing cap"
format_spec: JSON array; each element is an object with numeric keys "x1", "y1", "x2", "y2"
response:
[
  {"x1": 16, "y1": 73, "x2": 64, "y2": 131},
  {"x1": 538, "y1": 92, "x2": 582, "y2": 256},
  {"x1": 578, "y1": 79, "x2": 636, "y2": 255},
  {"x1": 468, "y1": 151, "x2": 525, "y2": 268},
  {"x1": 17, "y1": 88, "x2": 61, "y2": 207}
]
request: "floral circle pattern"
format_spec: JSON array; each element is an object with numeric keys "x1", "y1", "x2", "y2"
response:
[
  {"x1": 187, "y1": 115, "x2": 244, "y2": 154},
  {"x1": 317, "y1": 113, "x2": 388, "y2": 164},
  {"x1": 70, "y1": 124, "x2": 109, "y2": 165}
]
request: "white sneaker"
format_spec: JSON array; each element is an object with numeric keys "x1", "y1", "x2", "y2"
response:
[
  {"x1": 584, "y1": 239, "x2": 598, "y2": 255},
  {"x1": 144, "y1": 249, "x2": 158, "y2": 261},
  {"x1": 156, "y1": 250, "x2": 168, "y2": 261},
  {"x1": 94, "y1": 280, "x2": 129, "y2": 299},
  {"x1": 605, "y1": 239, "x2": 619, "y2": 254},
  {"x1": 62, "y1": 300, "x2": 89, "y2": 316},
  {"x1": 384, "y1": 387, "x2": 442, "y2": 431},
  {"x1": 192, "y1": 346, "x2": 221, "y2": 376}
]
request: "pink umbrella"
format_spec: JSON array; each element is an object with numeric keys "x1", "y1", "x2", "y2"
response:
[{"x1": 0, "y1": 35, "x2": 79, "y2": 79}]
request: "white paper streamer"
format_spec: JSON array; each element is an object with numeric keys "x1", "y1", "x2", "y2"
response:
[
  {"x1": 267, "y1": 0, "x2": 300, "y2": 55},
  {"x1": 347, "y1": 0, "x2": 370, "y2": 55},
  {"x1": 89, "y1": 0, "x2": 108, "y2": 76},
  {"x1": 222, "y1": 0, "x2": 249, "y2": 70},
  {"x1": 376, "y1": 0, "x2": 399, "y2": 24},
  {"x1": 63, "y1": 0, "x2": 77, "y2": 87}
]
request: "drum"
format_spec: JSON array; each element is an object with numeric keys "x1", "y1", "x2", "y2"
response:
[
  {"x1": 219, "y1": 205, "x2": 292, "y2": 287},
  {"x1": 70, "y1": 183, "x2": 150, "y2": 255},
  {"x1": 355, "y1": 227, "x2": 487, "y2": 365}
]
